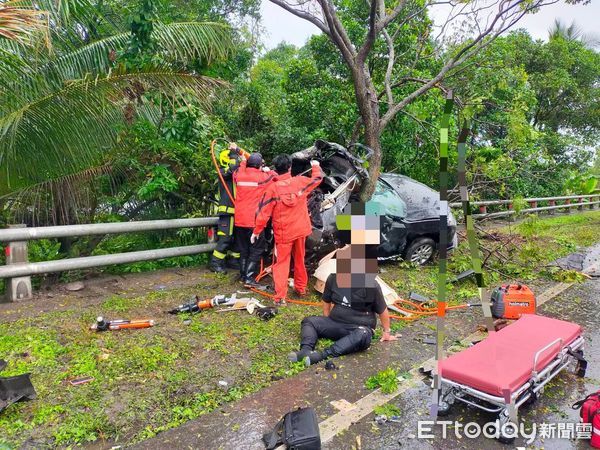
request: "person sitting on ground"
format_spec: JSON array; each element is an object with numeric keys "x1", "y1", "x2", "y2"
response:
[{"x1": 288, "y1": 244, "x2": 397, "y2": 366}]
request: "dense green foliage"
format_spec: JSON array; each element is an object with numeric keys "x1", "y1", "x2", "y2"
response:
[{"x1": 221, "y1": 30, "x2": 599, "y2": 200}]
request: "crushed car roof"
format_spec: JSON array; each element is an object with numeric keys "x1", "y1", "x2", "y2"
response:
[{"x1": 380, "y1": 173, "x2": 442, "y2": 222}]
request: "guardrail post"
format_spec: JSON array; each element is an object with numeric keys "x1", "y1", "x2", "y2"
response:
[
  {"x1": 548, "y1": 199, "x2": 556, "y2": 215},
  {"x1": 478, "y1": 205, "x2": 487, "y2": 215},
  {"x1": 2, "y1": 225, "x2": 33, "y2": 302},
  {"x1": 528, "y1": 201, "x2": 538, "y2": 215},
  {"x1": 564, "y1": 199, "x2": 571, "y2": 213},
  {"x1": 506, "y1": 203, "x2": 515, "y2": 221},
  {"x1": 577, "y1": 197, "x2": 583, "y2": 211},
  {"x1": 207, "y1": 226, "x2": 216, "y2": 243}
]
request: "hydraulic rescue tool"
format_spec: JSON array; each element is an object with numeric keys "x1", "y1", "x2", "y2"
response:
[
  {"x1": 167, "y1": 294, "x2": 237, "y2": 315},
  {"x1": 91, "y1": 317, "x2": 155, "y2": 331}
]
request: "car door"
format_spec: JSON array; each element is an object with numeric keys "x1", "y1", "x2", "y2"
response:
[{"x1": 370, "y1": 180, "x2": 408, "y2": 258}]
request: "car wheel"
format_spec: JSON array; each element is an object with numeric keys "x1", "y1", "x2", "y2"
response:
[{"x1": 405, "y1": 238, "x2": 435, "y2": 265}]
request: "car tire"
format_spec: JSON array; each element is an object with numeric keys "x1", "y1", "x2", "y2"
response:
[{"x1": 404, "y1": 237, "x2": 436, "y2": 265}]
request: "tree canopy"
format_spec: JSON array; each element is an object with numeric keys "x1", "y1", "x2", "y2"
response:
[{"x1": 0, "y1": 0, "x2": 598, "y2": 229}]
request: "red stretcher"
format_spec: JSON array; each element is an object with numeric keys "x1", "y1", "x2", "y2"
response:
[{"x1": 436, "y1": 314, "x2": 587, "y2": 442}]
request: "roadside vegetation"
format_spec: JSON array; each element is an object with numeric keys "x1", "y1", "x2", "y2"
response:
[{"x1": 1, "y1": 211, "x2": 600, "y2": 447}]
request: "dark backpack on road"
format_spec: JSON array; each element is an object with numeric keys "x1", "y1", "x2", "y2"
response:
[{"x1": 263, "y1": 407, "x2": 321, "y2": 450}]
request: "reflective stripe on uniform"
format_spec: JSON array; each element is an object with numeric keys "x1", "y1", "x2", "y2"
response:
[
  {"x1": 217, "y1": 231, "x2": 226, "y2": 236},
  {"x1": 237, "y1": 181, "x2": 259, "y2": 187},
  {"x1": 218, "y1": 205, "x2": 235, "y2": 214},
  {"x1": 229, "y1": 252, "x2": 240, "y2": 258},
  {"x1": 213, "y1": 250, "x2": 226, "y2": 259}
]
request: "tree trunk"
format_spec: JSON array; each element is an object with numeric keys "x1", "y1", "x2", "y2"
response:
[
  {"x1": 350, "y1": 66, "x2": 382, "y2": 201},
  {"x1": 361, "y1": 122, "x2": 382, "y2": 200}
]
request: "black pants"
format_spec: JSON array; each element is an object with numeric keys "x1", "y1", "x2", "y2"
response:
[
  {"x1": 234, "y1": 226, "x2": 267, "y2": 264},
  {"x1": 212, "y1": 215, "x2": 239, "y2": 260},
  {"x1": 300, "y1": 316, "x2": 373, "y2": 357}
]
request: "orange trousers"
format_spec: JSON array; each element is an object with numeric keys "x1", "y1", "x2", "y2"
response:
[{"x1": 272, "y1": 236, "x2": 307, "y2": 300}]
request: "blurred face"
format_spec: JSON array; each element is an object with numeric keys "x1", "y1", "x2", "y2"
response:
[{"x1": 334, "y1": 202, "x2": 381, "y2": 288}]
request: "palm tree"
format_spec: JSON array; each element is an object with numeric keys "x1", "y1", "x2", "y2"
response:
[
  {"x1": 0, "y1": 0, "x2": 233, "y2": 223},
  {"x1": 548, "y1": 19, "x2": 599, "y2": 49},
  {"x1": 0, "y1": 0, "x2": 48, "y2": 44}
]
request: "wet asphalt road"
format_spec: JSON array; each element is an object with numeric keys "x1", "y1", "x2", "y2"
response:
[{"x1": 327, "y1": 276, "x2": 600, "y2": 450}]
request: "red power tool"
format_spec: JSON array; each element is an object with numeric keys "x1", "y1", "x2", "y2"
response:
[{"x1": 490, "y1": 284, "x2": 536, "y2": 319}]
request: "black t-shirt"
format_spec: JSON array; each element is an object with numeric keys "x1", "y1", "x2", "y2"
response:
[{"x1": 322, "y1": 274, "x2": 387, "y2": 329}]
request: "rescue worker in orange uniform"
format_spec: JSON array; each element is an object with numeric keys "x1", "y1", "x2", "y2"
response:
[
  {"x1": 234, "y1": 153, "x2": 277, "y2": 287},
  {"x1": 253, "y1": 155, "x2": 323, "y2": 304}
]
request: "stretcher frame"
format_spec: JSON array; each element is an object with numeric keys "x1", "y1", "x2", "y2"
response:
[{"x1": 437, "y1": 335, "x2": 586, "y2": 441}]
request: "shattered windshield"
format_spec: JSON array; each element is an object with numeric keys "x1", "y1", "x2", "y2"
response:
[
  {"x1": 380, "y1": 174, "x2": 439, "y2": 221},
  {"x1": 370, "y1": 180, "x2": 407, "y2": 218}
]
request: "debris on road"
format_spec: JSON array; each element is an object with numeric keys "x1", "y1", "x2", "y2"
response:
[
  {"x1": 68, "y1": 376, "x2": 94, "y2": 386},
  {"x1": 374, "y1": 414, "x2": 402, "y2": 425},
  {"x1": 0, "y1": 360, "x2": 36, "y2": 413},
  {"x1": 65, "y1": 281, "x2": 85, "y2": 292},
  {"x1": 255, "y1": 306, "x2": 278, "y2": 321}
]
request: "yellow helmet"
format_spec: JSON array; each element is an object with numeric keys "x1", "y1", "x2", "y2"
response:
[{"x1": 219, "y1": 149, "x2": 232, "y2": 168}]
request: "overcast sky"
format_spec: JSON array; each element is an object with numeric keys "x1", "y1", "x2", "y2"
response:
[{"x1": 260, "y1": 0, "x2": 600, "y2": 50}]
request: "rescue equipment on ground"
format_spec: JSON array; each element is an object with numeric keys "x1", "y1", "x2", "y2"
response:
[
  {"x1": 168, "y1": 293, "x2": 271, "y2": 318},
  {"x1": 263, "y1": 406, "x2": 321, "y2": 450},
  {"x1": 0, "y1": 359, "x2": 36, "y2": 413},
  {"x1": 255, "y1": 306, "x2": 278, "y2": 321},
  {"x1": 572, "y1": 390, "x2": 600, "y2": 448},
  {"x1": 91, "y1": 317, "x2": 155, "y2": 331},
  {"x1": 490, "y1": 284, "x2": 536, "y2": 319},
  {"x1": 216, "y1": 296, "x2": 265, "y2": 314},
  {"x1": 167, "y1": 294, "x2": 232, "y2": 314}
]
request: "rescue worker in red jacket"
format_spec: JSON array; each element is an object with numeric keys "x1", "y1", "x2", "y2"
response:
[
  {"x1": 252, "y1": 155, "x2": 323, "y2": 304},
  {"x1": 209, "y1": 143, "x2": 242, "y2": 273},
  {"x1": 234, "y1": 153, "x2": 277, "y2": 287}
]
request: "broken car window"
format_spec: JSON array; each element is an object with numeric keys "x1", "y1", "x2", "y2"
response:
[{"x1": 370, "y1": 180, "x2": 407, "y2": 218}]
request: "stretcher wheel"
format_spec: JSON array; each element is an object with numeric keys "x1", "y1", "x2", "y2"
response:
[
  {"x1": 497, "y1": 414, "x2": 516, "y2": 445},
  {"x1": 437, "y1": 401, "x2": 451, "y2": 417},
  {"x1": 497, "y1": 432, "x2": 515, "y2": 445}
]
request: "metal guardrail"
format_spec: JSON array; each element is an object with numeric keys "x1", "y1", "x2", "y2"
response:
[
  {"x1": 0, "y1": 218, "x2": 219, "y2": 242},
  {"x1": 449, "y1": 194, "x2": 600, "y2": 219},
  {"x1": 1, "y1": 194, "x2": 598, "y2": 300},
  {"x1": 1, "y1": 217, "x2": 219, "y2": 301},
  {"x1": 0, "y1": 244, "x2": 217, "y2": 279}
]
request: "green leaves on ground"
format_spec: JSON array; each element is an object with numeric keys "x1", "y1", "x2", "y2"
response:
[{"x1": 366, "y1": 367, "x2": 399, "y2": 394}]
